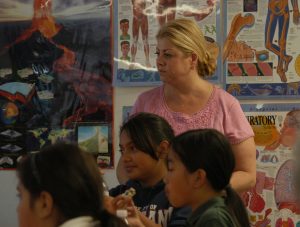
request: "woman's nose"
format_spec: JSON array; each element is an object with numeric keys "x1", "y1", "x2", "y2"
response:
[{"x1": 156, "y1": 55, "x2": 164, "y2": 66}]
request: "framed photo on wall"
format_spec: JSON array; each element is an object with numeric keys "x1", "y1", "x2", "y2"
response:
[{"x1": 76, "y1": 122, "x2": 113, "y2": 169}]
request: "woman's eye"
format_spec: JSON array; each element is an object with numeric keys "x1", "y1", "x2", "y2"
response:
[
  {"x1": 164, "y1": 53, "x2": 172, "y2": 58},
  {"x1": 154, "y1": 51, "x2": 159, "y2": 56}
]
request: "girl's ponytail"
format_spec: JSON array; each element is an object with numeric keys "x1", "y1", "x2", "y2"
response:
[{"x1": 225, "y1": 185, "x2": 250, "y2": 227}]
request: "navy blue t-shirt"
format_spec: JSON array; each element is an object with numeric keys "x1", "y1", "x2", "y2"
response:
[{"x1": 109, "y1": 180, "x2": 191, "y2": 227}]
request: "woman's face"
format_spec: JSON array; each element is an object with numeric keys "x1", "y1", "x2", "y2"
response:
[
  {"x1": 164, "y1": 149, "x2": 194, "y2": 207},
  {"x1": 156, "y1": 38, "x2": 194, "y2": 85},
  {"x1": 119, "y1": 130, "x2": 162, "y2": 186},
  {"x1": 17, "y1": 182, "x2": 39, "y2": 227}
]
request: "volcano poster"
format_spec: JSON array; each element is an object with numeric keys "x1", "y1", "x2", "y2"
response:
[{"x1": 0, "y1": 0, "x2": 113, "y2": 169}]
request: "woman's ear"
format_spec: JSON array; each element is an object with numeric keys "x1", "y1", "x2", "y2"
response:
[
  {"x1": 35, "y1": 191, "x2": 54, "y2": 219},
  {"x1": 156, "y1": 140, "x2": 170, "y2": 159},
  {"x1": 190, "y1": 53, "x2": 198, "y2": 68}
]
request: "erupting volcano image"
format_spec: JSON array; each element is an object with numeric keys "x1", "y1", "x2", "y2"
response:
[{"x1": 0, "y1": 0, "x2": 112, "y2": 166}]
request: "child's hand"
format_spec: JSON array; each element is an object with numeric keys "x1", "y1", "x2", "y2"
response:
[
  {"x1": 103, "y1": 195, "x2": 115, "y2": 214},
  {"x1": 112, "y1": 194, "x2": 133, "y2": 210},
  {"x1": 115, "y1": 197, "x2": 145, "y2": 227}
]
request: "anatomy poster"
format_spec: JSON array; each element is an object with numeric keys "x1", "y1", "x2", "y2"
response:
[
  {"x1": 0, "y1": 0, "x2": 113, "y2": 169},
  {"x1": 225, "y1": 0, "x2": 300, "y2": 99},
  {"x1": 114, "y1": 0, "x2": 221, "y2": 86},
  {"x1": 242, "y1": 103, "x2": 300, "y2": 226}
]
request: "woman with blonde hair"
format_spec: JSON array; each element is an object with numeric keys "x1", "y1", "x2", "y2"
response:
[{"x1": 118, "y1": 18, "x2": 256, "y2": 193}]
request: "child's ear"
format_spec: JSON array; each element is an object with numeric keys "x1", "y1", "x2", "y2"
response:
[
  {"x1": 193, "y1": 169, "x2": 206, "y2": 188},
  {"x1": 157, "y1": 140, "x2": 170, "y2": 159},
  {"x1": 35, "y1": 191, "x2": 55, "y2": 219}
]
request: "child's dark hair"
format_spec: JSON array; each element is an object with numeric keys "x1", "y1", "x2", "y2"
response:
[
  {"x1": 121, "y1": 40, "x2": 130, "y2": 47},
  {"x1": 120, "y1": 18, "x2": 129, "y2": 24},
  {"x1": 171, "y1": 129, "x2": 250, "y2": 227},
  {"x1": 120, "y1": 112, "x2": 174, "y2": 160},
  {"x1": 17, "y1": 142, "x2": 127, "y2": 227}
]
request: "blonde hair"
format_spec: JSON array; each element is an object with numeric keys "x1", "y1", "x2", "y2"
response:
[{"x1": 156, "y1": 18, "x2": 217, "y2": 77}]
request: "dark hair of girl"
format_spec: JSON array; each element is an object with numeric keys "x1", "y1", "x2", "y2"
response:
[
  {"x1": 120, "y1": 112, "x2": 174, "y2": 160},
  {"x1": 171, "y1": 129, "x2": 250, "y2": 227},
  {"x1": 17, "y1": 142, "x2": 127, "y2": 227}
]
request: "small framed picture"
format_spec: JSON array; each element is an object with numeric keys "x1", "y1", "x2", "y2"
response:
[{"x1": 76, "y1": 123, "x2": 113, "y2": 168}]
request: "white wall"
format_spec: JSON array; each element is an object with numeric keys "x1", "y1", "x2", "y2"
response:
[{"x1": 0, "y1": 171, "x2": 19, "y2": 227}]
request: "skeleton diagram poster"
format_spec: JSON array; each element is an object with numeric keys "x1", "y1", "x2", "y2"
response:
[
  {"x1": 0, "y1": 0, "x2": 114, "y2": 169},
  {"x1": 225, "y1": 0, "x2": 300, "y2": 99},
  {"x1": 114, "y1": 0, "x2": 222, "y2": 86},
  {"x1": 242, "y1": 103, "x2": 300, "y2": 226}
]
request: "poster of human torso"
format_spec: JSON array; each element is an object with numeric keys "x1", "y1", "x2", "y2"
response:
[
  {"x1": 114, "y1": 0, "x2": 221, "y2": 86},
  {"x1": 0, "y1": 0, "x2": 114, "y2": 169},
  {"x1": 225, "y1": 0, "x2": 300, "y2": 99},
  {"x1": 242, "y1": 103, "x2": 300, "y2": 226}
]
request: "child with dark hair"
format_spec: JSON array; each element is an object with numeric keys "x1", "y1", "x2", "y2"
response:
[
  {"x1": 109, "y1": 112, "x2": 190, "y2": 227},
  {"x1": 16, "y1": 142, "x2": 127, "y2": 227},
  {"x1": 165, "y1": 129, "x2": 250, "y2": 227}
]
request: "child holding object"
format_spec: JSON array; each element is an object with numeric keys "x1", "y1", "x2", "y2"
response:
[{"x1": 110, "y1": 112, "x2": 191, "y2": 227}]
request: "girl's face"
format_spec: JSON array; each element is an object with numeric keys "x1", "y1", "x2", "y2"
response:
[
  {"x1": 119, "y1": 130, "x2": 162, "y2": 186},
  {"x1": 17, "y1": 182, "x2": 39, "y2": 227},
  {"x1": 164, "y1": 149, "x2": 194, "y2": 207},
  {"x1": 156, "y1": 38, "x2": 194, "y2": 85}
]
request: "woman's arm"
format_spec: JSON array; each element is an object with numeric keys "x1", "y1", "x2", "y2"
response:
[{"x1": 230, "y1": 137, "x2": 256, "y2": 193}]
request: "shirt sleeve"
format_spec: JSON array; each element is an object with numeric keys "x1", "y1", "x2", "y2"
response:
[
  {"x1": 131, "y1": 93, "x2": 145, "y2": 116},
  {"x1": 224, "y1": 99, "x2": 254, "y2": 144},
  {"x1": 168, "y1": 206, "x2": 192, "y2": 227}
]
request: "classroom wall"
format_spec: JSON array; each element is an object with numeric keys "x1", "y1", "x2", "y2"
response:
[{"x1": 0, "y1": 85, "x2": 272, "y2": 226}]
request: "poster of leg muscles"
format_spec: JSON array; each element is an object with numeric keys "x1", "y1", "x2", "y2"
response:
[
  {"x1": 225, "y1": 0, "x2": 300, "y2": 99},
  {"x1": 0, "y1": 0, "x2": 114, "y2": 169},
  {"x1": 114, "y1": 0, "x2": 222, "y2": 86},
  {"x1": 242, "y1": 103, "x2": 300, "y2": 226}
]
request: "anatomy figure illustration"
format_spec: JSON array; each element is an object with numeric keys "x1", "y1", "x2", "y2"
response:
[
  {"x1": 179, "y1": 0, "x2": 216, "y2": 22},
  {"x1": 155, "y1": 0, "x2": 176, "y2": 26},
  {"x1": 131, "y1": 0, "x2": 151, "y2": 68},
  {"x1": 223, "y1": 13, "x2": 255, "y2": 63},
  {"x1": 265, "y1": 0, "x2": 300, "y2": 82}
]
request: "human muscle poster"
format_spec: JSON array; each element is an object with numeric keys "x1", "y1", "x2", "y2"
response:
[{"x1": 114, "y1": 0, "x2": 222, "y2": 86}]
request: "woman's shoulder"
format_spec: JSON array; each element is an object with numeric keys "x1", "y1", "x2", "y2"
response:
[
  {"x1": 132, "y1": 86, "x2": 164, "y2": 113},
  {"x1": 210, "y1": 86, "x2": 241, "y2": 110},
  {"x1": 137, "y1": 86, "x2": 163, "y2": 100},
  {"x1": 213, "y1": 86, "x2": 239, "y2": 102}
]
